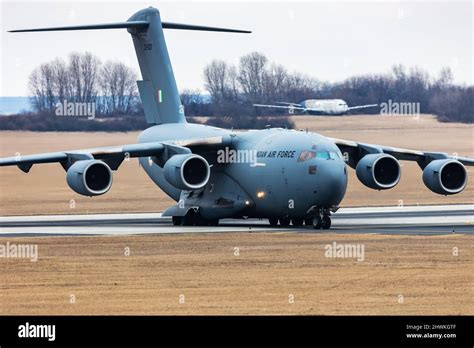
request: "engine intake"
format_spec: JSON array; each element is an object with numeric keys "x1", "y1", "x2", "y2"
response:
[
  {"x1": 66, "y1": 160, "x2": 112, "y2": 196},
  {"x1": 164, "y1": 154, "x2": 210, "y2": 190},
  {"x1": 356, "y1": 153, "x2": 401, "y2": 190},
  {"x1": 422, "y1": 159, "x2": 467, "y2": 195}
]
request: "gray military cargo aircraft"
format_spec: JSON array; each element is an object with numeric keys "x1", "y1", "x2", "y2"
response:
[{"x1": 1, "y1": 7, "x2": 472, "y2": 229}]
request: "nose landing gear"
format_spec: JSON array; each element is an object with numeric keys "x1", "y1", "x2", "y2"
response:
[
  {"x1": 321, "y1": 215, "x2": 331, "y2": 229},
  {"x1": 312, "y1": 215, "x2": 322, "y2": 229}
]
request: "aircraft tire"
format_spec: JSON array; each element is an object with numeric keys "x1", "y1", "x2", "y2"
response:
[
  {"x1": 183, "y1": 214, "x2": 196, "y2": 226},
  {"x1": 312, "y1": 216, "x2": 322, "y2": 229},
  {"x1": 321, "y1": 215, "x2": 331, "y2": 229},
  {"x1": 208, "y1": 219, "x2": 219, "y2": 226},
  {"x1": 279, "y1": 217, "x2": 291, "y2": 227},
  {"x1": 172, "y1": 216, "x2": 183, "y2": 226},
  {"x1": 291, "y1": 218, "x2": 304, "y2": 226}
]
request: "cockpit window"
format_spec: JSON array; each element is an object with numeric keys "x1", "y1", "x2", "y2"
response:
[
  {"x1": 299, "y1": 150, "x2": 341, "y2": 161},
  {"x1": 298, "y1": 150, "x2": 316, "y2": 162},
  {"x1": 316, "y1": 151, "x2": 330, "y2": 159}
]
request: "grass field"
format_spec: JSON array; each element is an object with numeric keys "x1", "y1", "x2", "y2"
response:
[
  {"x1": 0, "y1": 232, "x2": 472, "y2": 315},
  {"x1": 0, "y1": 114, "x2": 472, "y2": 215}
]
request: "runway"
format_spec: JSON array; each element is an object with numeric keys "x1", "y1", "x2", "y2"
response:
[{"x1": 0, "y1": 204, "x2": 472, "y2": 237}]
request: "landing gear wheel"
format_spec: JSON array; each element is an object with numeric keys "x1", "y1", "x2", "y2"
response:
[
  {"x1": 321, "y1": 215, "x2": 331, "y2": 230},
  {"x1": 194, "y1": 215, "x2": 208, "y2": 226},
  {"x1": 312, "y1": 216, "x2": 322, "y2": 229},
  {"x1": 172, "y1": 216, "x2": 183, "y2": 226},
  {"x1": 208, "y1": 219, "x2": 219, "y2": 226},
  {"x1": 269, "y1": 218, "x2": 279, "y2": 227},
  {"x1": 183, "y1": 214, "x2": 196, "y2": 226},
  {"x1": 304, "y1": 218, "x2": 313, "y2": 226},
  {"x1": 291, "y1": 218, "x2": 303, "y2": 227},
  {"x1": 279, "y1": 217, "x2": 291, "y2": 227}
]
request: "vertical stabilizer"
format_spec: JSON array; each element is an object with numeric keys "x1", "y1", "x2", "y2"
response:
[{"x1": 128, "y1": 8, "x2": 184, "y2": 124}]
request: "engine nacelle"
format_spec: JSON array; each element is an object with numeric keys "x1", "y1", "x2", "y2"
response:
[
  {"x1": 164, "y1": 154, "x2": 210, "y2": 190},
  {"x1": 356, "y1": 153, "x2": 401, "y2": 190},
  {"x1": 422, "y1": 159, "x2": 467, "y2": 195},
  {"x1": 66, "y1": 160, "x2": 113, "y2": 196}
]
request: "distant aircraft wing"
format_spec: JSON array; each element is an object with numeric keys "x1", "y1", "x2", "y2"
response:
[
  {"x1": 275, "y1": 102, "x2": 304, "y2": 107},
  {"x1": 0, "y1": 136, "x2": 230, "y2": 173},
  {"x1": 347, "y1": 104, "x2": 379, "y2": 111},
  {"x1": 253, "y1": 104, "x2": 307, "y2": 111},
  {"x1": 328, "y1": 137, "x2": 474, "y2": 169}
]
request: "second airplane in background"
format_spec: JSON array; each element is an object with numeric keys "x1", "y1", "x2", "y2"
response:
[{"x1": 254, "y1": 99, "x2": 378, "y2": 115}]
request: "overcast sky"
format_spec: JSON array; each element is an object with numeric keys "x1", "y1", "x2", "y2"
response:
[{"x1": 0, "y1": 0, "x2": 472, "y2": 96}]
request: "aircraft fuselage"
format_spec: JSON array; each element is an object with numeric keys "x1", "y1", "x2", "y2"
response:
[
  {"x1": 138, "y1": 123, "x2": 348, "y2": 220},
  {"x1": 301, "y1": 99, "x2": 349, "y2": 115}
]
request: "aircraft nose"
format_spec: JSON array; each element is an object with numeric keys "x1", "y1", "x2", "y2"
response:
[{"x1": 316, "y1": 159, "x2": 348, "y2": 205}]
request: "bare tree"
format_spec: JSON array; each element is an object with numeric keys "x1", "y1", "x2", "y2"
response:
[
  {"x1": 68, "y1": 52, "x2": 100, "y2": 103},
  {"x1": 100, "y1": 61, "x2": 138, "y2": 115},
  {"x1": 203, "y1": 60, "x2": 240, "y2": 115},
  {"x1": 435, "y1": 67, "x2": 454, "y2": 89},
  {"x1": 237, "y1": 52, "x2": 268, "y2": 103},
  {"x1": 263, "y1": 63, "x2": 288, "y2": 103},
  {"x1": 51, "y1": 58, "x2": 70, "y2": 102},
  {"x1": 28, "y1": 62, "x2": 55, "y2": 112},
  {"x1": 204, "y1": 60, "x2": 235, "y2": 102}
]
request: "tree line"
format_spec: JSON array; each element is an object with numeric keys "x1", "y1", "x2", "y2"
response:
[
  {"x1": 194, "y1": 52, "x2": 472, "y2": 123},
  {"x1": 28, "y1": 52, "x2": 140, "y2": 116},
  {"x1": 0, "y1": 51, "x2": 471, "y2": 132}
]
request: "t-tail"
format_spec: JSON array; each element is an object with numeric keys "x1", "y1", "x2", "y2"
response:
[{"x1": 9, "y1": 7, "x2": 250, "y2": 124}]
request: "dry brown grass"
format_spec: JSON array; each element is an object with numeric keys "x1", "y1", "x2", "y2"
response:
[
  {"x1": 0, "y1": 232, "x2": 472, "y2": 315},
  {"x1": 0, "y1": 114, "x2": 472, "y2": 215}
]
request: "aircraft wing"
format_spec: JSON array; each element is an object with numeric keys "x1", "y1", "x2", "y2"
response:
[
  {"x1": 253, "y1": 104, "x2": 307, "y2": 111},
  {"x1": 347, "y1": 104, "x2": 379, "y2": 111},
  {"x1": 275, "y1": 102, "x2": 304, "y2": 107},
  {"x1": 328, "y1": 137, "x2": 474, "y2": 169},
  {"x1": 0, "y1": 136, "x2": 230, "y2": 173}
]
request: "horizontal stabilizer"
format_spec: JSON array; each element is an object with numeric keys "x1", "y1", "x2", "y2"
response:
[
  {"x1": 8, "y1": 21, "x2": 149, "y2": 32},
  {"x1": 161, "y1": 22, "x2": 250, "y2": 33},
  {"x1": 9, "y1": 21, "x2": 250, "y2": 34}
]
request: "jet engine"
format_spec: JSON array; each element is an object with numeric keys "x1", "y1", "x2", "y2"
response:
[
  {"x1": 66, "y1": 160, "x2": 113, "y2": 196},
  {"x1": 356, "y1": 153, "x2": 401, "y2": 190},
  {"x1": 164, "y1": 154, "x2": 210, "y2": 190},
  {"x1": 422, "y1": 159, "x2": 467, "y2": 195}
]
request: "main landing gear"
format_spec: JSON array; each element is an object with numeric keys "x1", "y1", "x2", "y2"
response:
[
  {"x1": 268, "y1": 206, "x2": 333, "y2": 230},
  {"x1": 267, "y1": 217, "x2": 310, "y2": 228},
  {"x1": 172, "y1": 213, "x2": 219, "y2": 226},
  {"x1": 312, "y1": 207, "x2": 331, "y2": 230}
]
